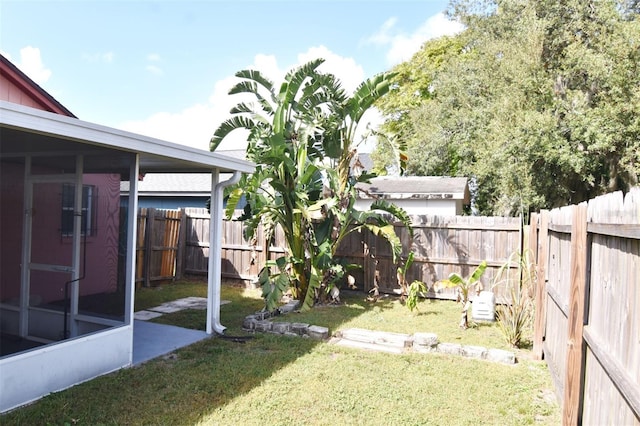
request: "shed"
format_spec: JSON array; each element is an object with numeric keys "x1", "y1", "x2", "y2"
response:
[
  {"x1": 356, "y1": 176, "x2": 470, "y2": 216},
  {"x1": 0, "y1": 54, "x2": 254, "y2": 412}
]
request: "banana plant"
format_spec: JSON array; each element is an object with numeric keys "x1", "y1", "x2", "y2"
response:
[
  {"x1": 439, "y1": 260, "x2": 488, "y2": 329},
  {"x1": 211, "y1": 58, "x2": 410, "y2": 311},
  {"x1": 396, "y1": 251, "x2": 415, "y2": 301}
]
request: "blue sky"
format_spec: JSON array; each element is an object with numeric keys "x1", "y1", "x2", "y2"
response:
[{"x1": 1, "y1": 0, "x2": 461, "y2": 151}]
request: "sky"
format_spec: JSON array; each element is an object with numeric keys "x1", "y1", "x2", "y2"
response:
[{"x1": 1, "y1": 0, "x2": 462, "y2": 152}]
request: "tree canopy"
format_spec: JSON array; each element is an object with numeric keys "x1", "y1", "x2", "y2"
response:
[{"x1": 375, "y1": 0, "x2": 640, "y2": 215}]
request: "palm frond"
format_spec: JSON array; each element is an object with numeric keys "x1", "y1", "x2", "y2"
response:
[
  {"x1": 229, "y1": 80, "x2": 259, "y2": 96},
  {"x1": 235, "y1": 69, "x2": 275, "y2": 94},
  {"x1": 347, "y1": 72, "x2": 396, "y2": 123},
  {"x1": 369, "y1": 199, "x2": 413, "y2": 239},
  {"x1": 274, "y1": 59, "x2": 325, "y2": 132},
  {"x1": 224, "y1": 186, "x2": 245, "y2": 219},
  {"x1": 229, "y1": 102, "x2": 255, "y2": 114},
  {"x1": 210, "y1": 116, "x2": 255, "y2": 151}
]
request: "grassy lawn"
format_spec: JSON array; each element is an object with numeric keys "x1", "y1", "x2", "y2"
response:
[{"x1": 2, "y1": 279, "x2": 560, "y2": 425}]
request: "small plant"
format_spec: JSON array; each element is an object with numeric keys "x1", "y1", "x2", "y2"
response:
[
  {"x1": 439, "y1": 260, "x2": 488, "y2": 329},
  {"x1": 493, "y1": 250, "x2": 535, "y2": 348},
  {"x1": 406, "y1": 280, "x2": 427, "y2": 312},
  {"x1": 396, "y1": 252, "x2": 415, "y2": 302}
]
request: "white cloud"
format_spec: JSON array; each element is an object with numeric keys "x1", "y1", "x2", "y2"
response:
[
  {"x1": 118, "y1": 46, "x2": 381, "y2": 153},
  {"x1": 119, "y1": 71, "x2": 248, "y2": 151},
  {"x1": 145, "y1": 65, "x2": 163, "y2": 75},
  {"x1": 365, "y1": 17, "x2": 397, "y2": 45},
  {"x1": 15, "y1": 46, "x2": 52, "y2": 84},
  {"x1": 83, "y1": 51, "x2": 114, "y2": 63},
  {"x1": 367, "y1": 13, "x2": 464, "y2": 66},
  {"x1": 297, "y1": 45, "x2": 365, "y2": 92},
  {"x1": 145, "y1": 54, "x2": 163, "y2": 75}
]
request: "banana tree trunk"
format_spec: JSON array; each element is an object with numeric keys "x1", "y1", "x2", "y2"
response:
[{"x1": 460, "y1": 300, "x2": 471, "y2": 329}]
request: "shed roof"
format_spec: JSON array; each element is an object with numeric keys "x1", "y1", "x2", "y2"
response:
[
  {"x1": 121, "y1": 173, "x2": 216, "y2": 196},
  {"x1": 357, "y1": 176, "x2": 470, "y2": 203},
  {"x1": 0, "y1": 101, "x2": 254, "y2": 176}
]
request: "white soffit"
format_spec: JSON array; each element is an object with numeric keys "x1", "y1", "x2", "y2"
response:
[{"x1": 0, "y1": 101, "x2": 255, "y2": 174}]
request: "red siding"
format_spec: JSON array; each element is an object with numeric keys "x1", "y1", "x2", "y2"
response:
[
  {"x1": 0, "y1": 73, "x2": 48, "y2": 109},
  {"x1": 0, "y1": 54, "x2": 75, "y2": 117}
]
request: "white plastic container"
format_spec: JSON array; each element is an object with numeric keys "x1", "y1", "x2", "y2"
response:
[{"x1": 472, "y1": 290, "x2": 496, "y2": 321}]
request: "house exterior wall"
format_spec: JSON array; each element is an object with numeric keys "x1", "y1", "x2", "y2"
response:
[
  {"x1": 0, "y1": 73, "x2": 47, "y2": 110},
  {"x1": 355, "y1": 198, "x2": 462, "y2": 216},
  {"x1": 0, "y1": 164, "x2": 122, "y2": 306}
]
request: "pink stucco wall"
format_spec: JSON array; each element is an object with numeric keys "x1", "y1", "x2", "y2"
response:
[{"x1": 0, "y1": 163, "x2": 122, "y2": 306}]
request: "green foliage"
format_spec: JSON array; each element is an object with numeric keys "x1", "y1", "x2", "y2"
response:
[
  {"x1": 212, "y1": 59, "x2": 410, "y2": 311},
  {"x1": 439, "y1": 260, "x2": 488, "y2": 329},
  {"x1": 493, "y1": 250, "x2": 535, "y2": 348},
  {"x1": 258, "y1": 259, "x2": 293, "y2": 312},
  {"x1": 376, "y1": 0, "x2": 640, "y2": 215},
  {"x1": 406, "y1": 280, "x2": 426, "y2": 312}
]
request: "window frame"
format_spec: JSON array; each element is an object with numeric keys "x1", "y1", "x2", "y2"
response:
[{"x1": 61, "y1": 184, "x2": 97, "y2": 237}]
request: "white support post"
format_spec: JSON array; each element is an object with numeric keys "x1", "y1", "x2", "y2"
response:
[
  {"x1": 207, "y1": 169, "x2": 241, "y2": 334},
  {"x1": 125, "y1": 155, "x2": 140, "y2": 328},
  {"x1": 69, "y1": 155, "x2": 83, "y2": 337},
  {"x1": 19, "y1": 156, "x2": 32, "y2": 338},
  {"x1": 125, "y1": 155, "x2": 139, "y2": 365}
]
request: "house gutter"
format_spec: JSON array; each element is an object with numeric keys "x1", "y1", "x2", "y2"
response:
[{"x1": 207, "y1": 169, "x2": 242, "y2": 335}]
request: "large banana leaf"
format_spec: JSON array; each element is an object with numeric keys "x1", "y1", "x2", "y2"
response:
[
  {"x1": 210, "y1": 115, "x2": 256, "y2": 151},
  {"x1": 234, "y1": 69, "x2": 275, "y2": 98}
]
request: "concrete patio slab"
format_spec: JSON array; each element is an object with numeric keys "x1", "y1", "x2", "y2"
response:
[
  {"x1": 147, "y1": 297, "x2": 230, "y2": 314},
  {"x1": 133, "y1": 320, "x2": 210, "y2": 365},
  {"x1": 133, "y1": 310, "x2": 164, "y2": 321}
]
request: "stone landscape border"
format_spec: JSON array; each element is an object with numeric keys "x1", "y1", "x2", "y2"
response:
[{"x1": 242, "y1": 301, "x2": 517, "y2": 365}]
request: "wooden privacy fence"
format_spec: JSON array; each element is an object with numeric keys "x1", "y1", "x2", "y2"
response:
[
  {"x1": 135, "y1": 208, "x2": 182, "y2": 287},
  {"x1": 529, "y1": 188, "x2": 640, "y2": 425},
  {"x1": 170, "y1": 209, "x2": 522, "y2": 302},
  {"x1": 134, "y1": 208, "x2": 522, "y2": 300},
  {"x1": 334, "y1": 215, "x2": 522, "y2": 301}
]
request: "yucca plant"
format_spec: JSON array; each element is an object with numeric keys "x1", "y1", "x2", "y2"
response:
[{"x1": 493, "y1": 250, "x2": 535, "y2": 348}]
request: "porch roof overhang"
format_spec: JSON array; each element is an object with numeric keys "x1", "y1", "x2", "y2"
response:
[{"x1": 0, "y1": 101, "x2": 255, "y2": 176}]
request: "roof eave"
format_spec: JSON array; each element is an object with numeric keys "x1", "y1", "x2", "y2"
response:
[{"x1": 0, "y1": 101, "x2": 255, "y2": 174}]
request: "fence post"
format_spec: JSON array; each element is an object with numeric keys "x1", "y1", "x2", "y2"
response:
[
  {"x1": 528, "y1": 212, "x2": 538, "y2": 265},
  {"x1": 532, "y1": 210, "x2": 549, "y2": 360},
  {"x1": 562, "y1": 203, "x2": 588, "y2": 425},
  {"x1": 175, "y1": 208, "x2": 187, "y2": 280},
  {"x1": 143, "y1": 207, "x2": 155, "y2": 287}
]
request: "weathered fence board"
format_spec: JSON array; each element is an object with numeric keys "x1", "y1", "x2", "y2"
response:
[
  {"x1": 138, "y1": 209, "x2": 522, "y2": 301},
  {"x1": 182, "y1": 208, "x2": 210, "y2": 276},
  {"x1": 395, "y1": 215, "x2": 522, "y2": 302},
  {"x1": 135, "y1": 208, "x2": 182, "y2": 286},
  {"x1": 177, "y1": 210, "x2": 522, "y2": 302},
  {"x1": 532, "y1": 187, "x2": 640, "y2": 425}
]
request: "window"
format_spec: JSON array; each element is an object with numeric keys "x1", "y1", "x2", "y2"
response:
[{"x1": 61, "y1": 184, "x2": 97, "y2": 237}]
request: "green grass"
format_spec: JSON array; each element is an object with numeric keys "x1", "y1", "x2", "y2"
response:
[{"x1": 2, "y1": 279, "x2": 559, "y2": 425}]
